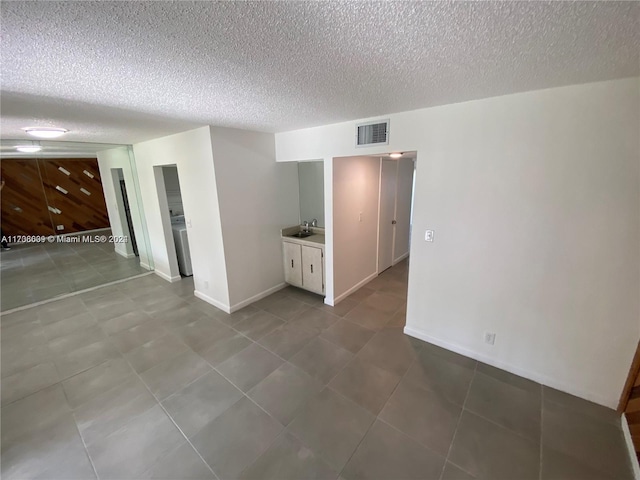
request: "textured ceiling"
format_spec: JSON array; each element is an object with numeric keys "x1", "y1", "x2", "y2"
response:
[{"x1": 1, "y1": 1, "x2": 638, "y2": 145}]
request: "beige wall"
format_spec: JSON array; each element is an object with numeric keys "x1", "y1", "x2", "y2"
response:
[{"x1": 333, "y1": 156, "x2": 381, "y2": 301}]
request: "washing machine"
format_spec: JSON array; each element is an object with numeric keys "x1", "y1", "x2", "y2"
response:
[{"x1": 170, "y1": 215, "x2": 193, "y2": 276}]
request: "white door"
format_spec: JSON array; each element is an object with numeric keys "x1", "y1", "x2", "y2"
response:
[
  {"x1": 283, "y1": 242, "x2": 302, "y2": 287},
  {"x1": 301, "y1": 245, "x2": 324, "y2": 294},
  {"x1": 378, "y1": 159, "x2": 398, "y2": 273},
  {"x1": 393, "y1": 158, "x2": 414, "y2": 263}
]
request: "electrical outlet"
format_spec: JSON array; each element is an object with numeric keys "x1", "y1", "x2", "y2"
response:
[
  {"x1": 204, "y1": 281, "x2": 209, "y2": 289},
  {"x1": 425, "y1": 229, "x2": 434, "y2": 242},
  {"x1": 484, "y1": 332, "x2": 496, "y2": 345},
  {"x1": 56, "y1": 225, "x2": 64, "y2": 231},
  {"x1": 359, "y1": 212, "x2": 363, "y2": 222}
]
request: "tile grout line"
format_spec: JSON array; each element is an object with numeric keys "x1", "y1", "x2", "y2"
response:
[
  {"x1": 279, "y1": 268, "x2": 408, "y2": 464},
  {"x1": 70, "y1": 409, "x2": 101, "y2": 480},
  {"x1": 213, "y1": 281, "x2": 409, "y2": 477},
  {"x1": 439, "y1": 359, "x2": 478, "y2": 480},
  {"x1": 113, "y1": 347, "x2": 221, "y2": 480},
  {"x1": 1, "y1": 263, "x2": 407, "y2": 475},
  {"x1": 334, "y1": 326, "x2": 416, "y2": 478},
  {"x1": 55, "y1": 299, "x2": 222, "y2": 479},
  {"x1": 147, "y1": 308, "x2": 299, "y2": 472}
]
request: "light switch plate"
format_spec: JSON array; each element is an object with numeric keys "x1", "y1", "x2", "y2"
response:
[{"x1": 425, "y1": 230, "x2": 434, "y2": 242}]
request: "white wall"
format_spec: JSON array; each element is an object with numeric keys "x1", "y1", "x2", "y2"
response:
[
  {"x1": 333, "y1": 156, "x2": 381, "y2": 302},
  {"x1": 209, "y1": 126, "x2": 300, "y2": 310},
  {"x1": 133, "y1": 127, "x2": 231, "y2": 308},
  {"x1": 96, "y1": 146, "x2": 151, "y2": 268},
  {"x1": 275, "y1": 77, "x2": 640, "y2": 408}
]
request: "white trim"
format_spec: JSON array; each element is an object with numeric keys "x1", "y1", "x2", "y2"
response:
[
  {"x1": 1, "y1": 271, "x2": 153, "y2": 315},
  {"x1": 139, "y1": 261, "x2": 151, "y2": 271},
  {"x1": 333, "y1": 271, "x2": 378, "y2": 304},
  {"x1": 115, "y1": 248, "x2": 136, "y2": 259},
  {"x1": 622, "y1": 413, "x2": 640, "y2": 479},
  {"x1": 154, "y1": 270, "x2": 181, "y2": 283},
  {"x1": 403, "y1": 325, "x2": 617, "y2": 408},
  {"x1": 392, "y1": 251, "x2": 409, "y2": 265},
  {"x1": 194, "y1": 290, "x2": 231, "y2": 313},
  {"x1": 228, "y1": 283, "x2": 288, "y2": 313}
]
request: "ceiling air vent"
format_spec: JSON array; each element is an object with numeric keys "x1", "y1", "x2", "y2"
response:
[{"x1": 356, "y1": 120, "x2": 389, "y2": 147}]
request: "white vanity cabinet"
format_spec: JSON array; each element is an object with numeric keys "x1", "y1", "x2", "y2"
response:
[{"x1": 282, "y1": 239, "x2": 324, "y2": 295}]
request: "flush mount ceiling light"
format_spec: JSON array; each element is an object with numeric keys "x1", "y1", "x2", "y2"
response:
[
  {"x1": 22, "y1": 127, "x2": 68, "y2": 139},
  {"x1": 16, "y1": 145, "x2": 43, "y2": 153},
  {"x1": 389, "y1": 152, "x2": 403, "y2": 159}
]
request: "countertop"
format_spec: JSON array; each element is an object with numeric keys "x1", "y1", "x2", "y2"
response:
[{"x1": 281, "y1": 225, "x2": 325, "y2": 247}]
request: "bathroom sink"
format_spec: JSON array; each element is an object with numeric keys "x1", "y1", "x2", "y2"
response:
[{"x1": 288, "y1": 231, "x2": 314, "y2": 238}]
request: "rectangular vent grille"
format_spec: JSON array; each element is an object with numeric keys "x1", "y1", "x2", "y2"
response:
[{"x1": 356, "y1": 120, "x2": 389, "y2": 146}]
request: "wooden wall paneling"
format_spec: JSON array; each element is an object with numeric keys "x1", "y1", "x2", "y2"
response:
[
  {"x1": 621, "y1": 340, "x2": 640, "y2": 463},
  {"x1": 0, "y1": 159, "x2": 55, "y2": 236},
  {"x1": 38, "y1": 158, "x2": 110, "y2": 234}
]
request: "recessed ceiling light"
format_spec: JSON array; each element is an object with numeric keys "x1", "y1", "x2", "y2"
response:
[
  {"x1": 16, "y1": 145, "x2": 43, "y2": 153},
  {"x1": 389, "y1": 152, "x2": 403, "y2": 159},
  {"x1": 23, "y1": 127, "x2": 68, "y2": 139}
]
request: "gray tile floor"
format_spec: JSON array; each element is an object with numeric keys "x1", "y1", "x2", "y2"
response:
[
  {"x1": 1, "y1": 232, "x2": 148, "y2": 311},
  {"x1": 0, "y1": 259, "x2": 635, "y2": 479}
]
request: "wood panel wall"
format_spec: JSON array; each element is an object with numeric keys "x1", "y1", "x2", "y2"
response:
[
  {"x1": 0, "y1": 159, "x2": 52, "y2": 236},
  {"x1": 620, "y1": 341, "x2": 640, "y2": 463},
  {"x1": 1, "y1": 158, "x2": 109, "y2": 237}
]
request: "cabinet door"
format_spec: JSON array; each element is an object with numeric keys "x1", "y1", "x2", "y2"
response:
[
  {"x1": 301, "y1": 245, "x2": 324, "y2": 295},
  {"x1": 283, "y1": 242, "x2": 302, "y2": 287}
]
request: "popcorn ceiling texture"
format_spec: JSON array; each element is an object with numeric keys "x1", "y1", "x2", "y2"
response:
[{"x1": 1, "y1": 1, "x2": 638, "y2": 144}]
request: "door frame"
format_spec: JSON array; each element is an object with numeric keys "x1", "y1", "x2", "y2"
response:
[{"x1": 377, "y1": 158, "x2": 398, "y2": 274}]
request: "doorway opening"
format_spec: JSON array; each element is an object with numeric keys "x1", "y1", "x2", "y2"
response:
[
  {"x1": 330, "y1": 152, "x2": 416, "y2": 306},
  {"x1": 378, "y1": 156, "x2": 415, "y2": 273},
  {"x1": 156, "y1": 165, "x2": 192, "y2": 278}
]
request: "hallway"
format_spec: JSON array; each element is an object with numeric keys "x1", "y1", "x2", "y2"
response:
[{"x1": 0, "y1": 260, "x2": 634, "y2": 479}]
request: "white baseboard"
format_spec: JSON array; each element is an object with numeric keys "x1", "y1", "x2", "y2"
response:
[
  {"x1": 622, "y1": 413, "x2": 640, "y2": 479},
  {"x1": 115, "y1": 248, "x2": 136, "y2": 259},
  {"x1": 228, "y1": 283, "x2": 287, "y2": 313},
  {"x1": 194, "y1": 290, "x2": 231, "y2": 314},
  {"x1": 139, "y1": 261, "x2": 151, "y2": 271},
  {"x1": 392, "y1": 251, "x2": 409, "y2": 265},
  {"x1": 333, "y1": 271, "x2": 378, "y2": 304},
  {"x1": 403, "y1": 325, "x2": 616, "y2": 409},
  {"x1": 154, "y1": 270, "x2": 181, "y2": 283}
]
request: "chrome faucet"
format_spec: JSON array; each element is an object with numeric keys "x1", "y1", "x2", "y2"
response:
[
  {"x1": 302, "y1": 220, "x2": 310, "y2": 232},
  {"x1": 311, "y1": 219, "x2": 318, "y2": 227}
]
